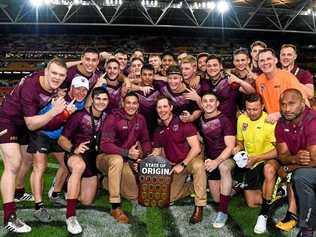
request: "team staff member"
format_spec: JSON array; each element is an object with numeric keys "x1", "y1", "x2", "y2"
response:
[
  {"x1": 96, "y1": 92, "x2": 152, "y2": 224},
  {"x1": 151, "y1": 96, "x2": 206, "y2": 224},
  {"x1": 0, "y1": 58, "x2": 68, "y2": 233},
  {"x1": 232, "y1": 94, "x2": 278, "y2": 234},
  {"x1": 58, "y1": 87, "x2": 109, "y2": 234},
  {"x1": 280, "y1": 44, "x2": 314, "y2": 98},
  {"x1": 198, "y1": 93, "x2": 235, "y2": 228},
  {"x1": 276, "y1": 89, "x2": 316, "y2": 237},
  {"x1": 256, "y1": 48, "x2": 309, "y2": 123}
]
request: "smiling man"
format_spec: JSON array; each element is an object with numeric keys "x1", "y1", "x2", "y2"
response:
[
  {"x1": 255, "y1": 48, "x2": 309, "y2": 123},
  {"x1": 280, "y1": 44, "x2": 314, "y2": 99},
  {"x1": 62, "y1": 47, "x2": 101, "y2": 90},
  {"x1": 276, "y1": 89, "x2": 316, "y2": 237},
  {"x1": 0, "y1": 58, "x2": 68, "y2": 233},
  {"x1": 96, "y1": 92, "x2": 152, "y2": 224}
]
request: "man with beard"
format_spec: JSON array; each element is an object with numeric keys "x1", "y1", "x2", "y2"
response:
[
  {"x1": 62, "y1": 47, "x2": 101, "y2": 90},
  {"x1": 96, "y1": 92, "x2": 152, "y2": 224},
  {"x1": 0, "y1": 58, "x2": 67, "y2": 233},
  {"x1": 58, "y1": 87, "x2": 109, "y2": 234},
  {"x1": 199, "y1": 93, "x2": 235, "y2": 228},
  {"x1": 276, "y1": 89, "x2": 316, "y2": 237},
  {"x1": 250, "y1": 40, "x2": 267, "y2": 76},
  {"x1": 151, "y1": 96, "x2": 206, "y2": 224},
  {"x1": 256, "y1": 48, "x2": 309, "y2": 123},
  {"x1": 280, "y1": 44, "x2": 314, "y2": 99},
  {"x1": 232, "y1": 94, "x2": 278, "y2": 234}
]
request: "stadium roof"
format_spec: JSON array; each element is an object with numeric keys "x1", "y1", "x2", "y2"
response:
[{"x1": 0, "y1": 0, "x2": 315, "y2": 34}]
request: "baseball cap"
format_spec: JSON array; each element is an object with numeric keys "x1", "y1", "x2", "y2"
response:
[
  {"x1": 71, "y1": 75, "x2": 89, "y2": 90},
  {"x1": 167, "y1": 65, "x2": 182, "y2": 76},
  {"x1": 233, "y1": 151, "x2": 248, "y2": 168}
]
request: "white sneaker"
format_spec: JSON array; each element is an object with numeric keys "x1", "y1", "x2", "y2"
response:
[
  {"x1": 212, "y1": 211, "x2": 228, "y2": 229},
  {"x1": 66, "y1": 216, "x2": 82, "y2": 234},
  {"x1": 254, "y1": 215, "x2": 267, "y2": 234},
  {"x1": 4, "y1": 214, "x2": 32, "y2": 233}
]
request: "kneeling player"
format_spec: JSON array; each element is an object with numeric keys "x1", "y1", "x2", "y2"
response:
[
  {"x1": 58, "y1": 87, "x2": 109, "y2": 234},
  {"x1": 151, "y1": 96, "x2": 207, "y2": 224},
  {"x1": 198, "y1": 93, "x2": 235, "y2": 228},
  {"x1": 232, "y1": 94, "x2": 279, "y2": 234}
]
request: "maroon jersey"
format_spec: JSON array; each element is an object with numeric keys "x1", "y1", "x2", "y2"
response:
[
  {"x1": 291, "y1": 65, "x2": 314, "y2": 85},
  {"x1": 0, "y1": 71, "x2": 57, "y2": 126},
  {"x1": 153, "y1": 116, "x2": 198, "y2": 164},
  {"x1": 62, "y1": 65, "x2": 101, "y2": 90},
  {"x1": 200, "y1": 76, "x2": 238, "y2": 125},
  {"x1": 199, "y1": 113, "x2": 235, "y2": 159},
  {"x1": 62, "y1": 109, "x2": 107, "y2": 148},
  {"x1": 276, "y1": 108, "x2": 316, "y2": 155},
  {"x1": 100, "y1": 109, "x2": 152, "y2": 158},
  {"x1": 107, "y1": 81, "x2": 123, "y2": 111},
  {"x1": 135, "y1": 83, "x2": 161, "y2": 135},
  {"x1": 157, "y1": 81, "x2": 199, "y2": 116}
]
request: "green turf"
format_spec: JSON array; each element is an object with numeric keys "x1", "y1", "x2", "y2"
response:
[{"x1": 0, "y1": 157, "x2": 291, "y2": 237}]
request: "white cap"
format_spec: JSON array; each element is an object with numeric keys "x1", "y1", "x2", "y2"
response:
[
  {"x1": 233, "y1": 151, "x2": 248, "y2": 168},
  {"x1": 71, "y1": 75, "x2": 89, "y2": 90}
]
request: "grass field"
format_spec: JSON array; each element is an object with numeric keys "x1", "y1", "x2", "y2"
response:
[{"x1": 0, "y1": 156, "x2": 300, "y2": 237}]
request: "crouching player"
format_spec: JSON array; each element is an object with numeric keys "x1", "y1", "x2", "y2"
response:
[
  {"x1": 232, "y1": 93, "x2": 279, "y2": 234},
  {"x1": 151, "y1": 96, "x2": 207, "y2": 224},
  {"x1": 58, "y1": 87, "x2": 109, "y2": 234}
]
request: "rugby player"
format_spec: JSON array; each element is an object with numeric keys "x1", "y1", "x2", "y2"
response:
[
  {"x1": 96, "y1": 92, "x2": 152, "y2": 224},
  {"x1": 0, "y1": 58, "x2": 67, "y2": 233},
  {"x1": 280, "y1": 44, "x2": 314, "y2": 98},
  {"x1": 58, "y1": 87, "x2": 109, "y2": 234},
  {"x1": 198, "y1": 93, "x2": 235, "y2": 228}
]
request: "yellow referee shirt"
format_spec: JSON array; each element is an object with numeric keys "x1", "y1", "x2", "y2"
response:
[{"x1": 237, "y1": 112, "x2": 276, "y2": 167}]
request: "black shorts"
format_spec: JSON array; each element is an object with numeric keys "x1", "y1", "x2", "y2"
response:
[
  {"x1": 235, "y1": 162, "x2": 264, "y2": 190},
  {"x1": 27, "y1": 132, "x2": 63, "y2": 154},
  {"x1": 65, "y1": 150, "x2": 98, "y2": 178},
  {"x1": 207, "y1": 167, "x2": 221, "y2": 180}
]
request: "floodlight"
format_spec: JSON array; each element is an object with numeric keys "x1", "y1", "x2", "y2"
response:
[
  {"x1": 30, "y1": 0, "x2": 44, "y2": 7},
  {"x1": 217, "y1": 0, "x2": 229, "y2": 14},
  {"x1": 207, "y1": 1, "x2": 216, "y2": 10}
]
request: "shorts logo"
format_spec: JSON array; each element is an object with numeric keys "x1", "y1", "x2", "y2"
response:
[
  {"x1": 242, "y1": 123, "x2": 248, "y2": 131},
  {"x1": 10, "y1": 136, "x2": 18, "y2": 141},
  {"x1": 0, "y1": 129, "x2": 8, "y2": 137},
  {"x1": 284, "y1": 128, "x2": 290, "y2": 132}
]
